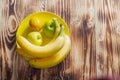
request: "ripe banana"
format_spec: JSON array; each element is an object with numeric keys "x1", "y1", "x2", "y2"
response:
[
  {"x1": 29, "y1": 35, "x2": 71, "y2": 68},
  {"x1": 17, "y1": 26, "x2": 65, "y2": 58},
  {"x1": 17, "y1": 48, "x2": 34, "y2": 60}
]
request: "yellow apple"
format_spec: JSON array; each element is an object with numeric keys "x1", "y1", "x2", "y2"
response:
[{"x1": 27, "y1": 32, "x2": 43, "y2": 46}]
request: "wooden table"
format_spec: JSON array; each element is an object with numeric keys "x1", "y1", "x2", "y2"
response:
[{"x1": 1, "y1": 0, "x2": 120, "y2": 80}]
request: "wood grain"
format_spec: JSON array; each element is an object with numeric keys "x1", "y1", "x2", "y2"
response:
[
  {"x1": 1, "y1": 0, "x2": 120, "y2": 80},
  {"x1": 95, "y1": 0, "x2": 120, "y2": 77}
]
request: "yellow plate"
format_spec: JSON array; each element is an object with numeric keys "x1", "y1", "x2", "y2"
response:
[{"x1": 16, "y1": 11, "x2": 70, "y2": 48}]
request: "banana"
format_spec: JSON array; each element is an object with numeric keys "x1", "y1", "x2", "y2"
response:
[
  {"x1": 17, "y1": 48, "x2": 34, "y2": 60},
  {"x1": 17, "y1": 26, "x2": 65, "y2": 58},
  {"x1": 28, "y1": 35, "x2": 71, "y2": 68}
]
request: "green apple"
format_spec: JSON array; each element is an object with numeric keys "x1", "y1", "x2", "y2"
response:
[
  {"x1": 43, "y1": 20, "x2": 55, "y2": 38},
  {"x1": 27, "y1": 32, "x2": 42, "y2": 46}
]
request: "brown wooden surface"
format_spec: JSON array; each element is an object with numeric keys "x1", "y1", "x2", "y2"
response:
[{"x1": 0, "y1": 0, "x2": 120, "y2": 80}]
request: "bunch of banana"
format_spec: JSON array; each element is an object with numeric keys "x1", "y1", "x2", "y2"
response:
[{"x1": 16, "y1": 18, "x2": 71, "y2": 68}]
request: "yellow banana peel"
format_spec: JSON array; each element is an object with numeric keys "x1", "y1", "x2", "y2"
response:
[{"x1": 29, "y1": 35, "x2": 71, "y2": 68}]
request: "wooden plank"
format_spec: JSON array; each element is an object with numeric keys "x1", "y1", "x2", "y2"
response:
[
  {"x1": 0, "y1": 0, "x2": 18, "y2": 80},
  {"x1": 0, "y1": 0, "x2": 2, "y2": 80},
  {"x1": 67, "y1": 0, "x2": 95, "y2": 80},
  {"x1": 95, "y1": 0, "x2": 120, "y2": 77}
]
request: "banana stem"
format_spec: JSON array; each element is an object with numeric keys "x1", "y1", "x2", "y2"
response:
[
  {"x1": 59, "y1": 24, "x2": 64, "y2": 36},
  {"x1": 51, "y1": 18, "x2": 60, "y2": 38}
]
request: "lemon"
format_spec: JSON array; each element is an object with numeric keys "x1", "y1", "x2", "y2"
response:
[{"x1": 29, "y1": 16, "x2": 44, "y2": 31}]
